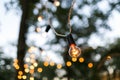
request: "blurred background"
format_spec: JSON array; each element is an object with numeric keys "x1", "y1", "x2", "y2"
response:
[{"x1": 0, "y1": 0, "x2": 120, "y2": 80}]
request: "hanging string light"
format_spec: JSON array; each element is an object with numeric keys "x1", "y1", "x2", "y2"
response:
[
  {"x1": 66, "y1": 34, "x2": 81, "y2": 58},
  {"x1": 14, "y1": 0, "x2": 85, "y2": 79},
  {"x1": 44, "y1": 0, "x2": 81, "y2": 58}
]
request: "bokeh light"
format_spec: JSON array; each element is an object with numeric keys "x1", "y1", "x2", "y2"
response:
[{"x1": 66, "y1": 61, "x2": 72, "y2": 67}]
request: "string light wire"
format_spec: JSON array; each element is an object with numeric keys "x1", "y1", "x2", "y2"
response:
[
  {"x1": 45, "y1": 0, "x2": 76, "y2": 37},
  {"x1": 68, "y1": 0, "x2": 76, "y2": 33}
]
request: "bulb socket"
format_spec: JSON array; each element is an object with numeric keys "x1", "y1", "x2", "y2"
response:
[
  {"x1": 45, "y1": 25, "x2": 51, "y2": 32},
  {"x1": 39, "y1": 48, "x2": 43, "y2": 51},
  {"x1": 66, "y1": 34, "x2": 76, "y2": 46}
]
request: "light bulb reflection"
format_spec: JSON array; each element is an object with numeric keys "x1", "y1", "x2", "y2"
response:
[{"x1": 69, "y1": 44, "x2": 81, "y2": 58}]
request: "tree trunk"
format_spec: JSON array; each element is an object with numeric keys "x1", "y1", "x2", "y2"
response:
[{"x1": 16, "y1": 0, "x2": 30, "y2": 80}]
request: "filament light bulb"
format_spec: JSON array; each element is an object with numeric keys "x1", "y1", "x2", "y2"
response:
[
  {"x1": 67, "y1": 34, "x2": 81, "y2": 58},
  {"x1": 69, "y1": 44, "x2": 81, "y2": 58}
]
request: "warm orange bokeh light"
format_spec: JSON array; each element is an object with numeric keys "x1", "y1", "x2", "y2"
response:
[
  {"x1": 13, "y1": 63, "x2": 17, "y2": 67},
  {"x1": 24, "y1": 68, "x2": 29, "y2": 73},
  {"x1": 18, "y1": 75, "x2": 22, "y2": 79},
  {"x1": 106, "y1": 56, "x2": 111, "y2": 60},
  {"x1": 50, "y1": 61, "x2": 55, "y2": 66},
  {"x1": 24, "y1": 64, "x2": 28, "y2": 68},
  {"x1": 57, "y1": 64, "x2": 62, "y2": 69},
  {"x1": 43, "y1": 61, "x2": 49, "y2": 67},
  {"x1": 14, "y1": 59, "x2": 18, "y2": 63},
  {"x1": 30, "y1": 69, "x2": 34, "y2": 74},
  {"x1": 33, "y1": 62, "x2": 38, "y2": 67},
  {"x1": 79, "y1": 57, "x2": 84, "y2": 63},
  {"x1": 16, "y1": 65, "x2": 20, "y2": 70},
  {"x1": 88, "y1": 62, "x2": 93, "y2": 68},
  {"x1": 37, "y1": 67, "x2": 43, "y2": 73},
  {"x1": 30, "y1": 65, "x2": 34, "y2": 69},
  {"x1": 18, "y1": 71, "x2": 23, "y2": 75},
  {"x1": 30, "y1": 59, "x2": 35, "y2": 63},
  {"x1": 66, "y1": 61, "x2": 72, "y2": 67},
  {"x1": 30, "y1": 77, "x2": 34, "y2": 80},
  {"x1": 22, "y1": 75, "x2": 27, "y2": 79},
  {"x1": 13, "y1": 63, "x2": 20, "y2": 70},
  {"x1": 30, "y1": 54, "x2": 35, "y2": 59},
  {"x1": 72, "y1": 57, "x2": 77, "y2": 62},
  {"x1": 28, "y1": 46, "x2": 36, "y2": 53}
]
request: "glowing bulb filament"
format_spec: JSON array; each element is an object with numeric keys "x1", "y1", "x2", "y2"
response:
[
  {"x1": 69, "y1": 44, "x2": 81, "y2": 58},
  {"x1": 66, "y1": 34, "x2": 81, "y2": 58}
]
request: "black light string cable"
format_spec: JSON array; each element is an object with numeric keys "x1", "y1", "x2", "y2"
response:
[{"x1": 45, "y1": 0, "x2": 76, "y2": 37}]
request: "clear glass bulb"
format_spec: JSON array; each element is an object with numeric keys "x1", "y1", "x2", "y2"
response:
[{"x1": 69, "y1": 44, "x2": 81, "y2": 58}]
